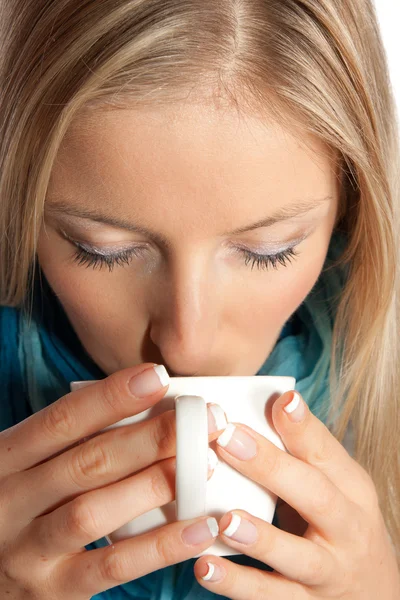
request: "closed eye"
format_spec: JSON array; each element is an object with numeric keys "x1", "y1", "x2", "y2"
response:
[{"x1": 67, "y1": 241, "x2": 299, "y2": 273}]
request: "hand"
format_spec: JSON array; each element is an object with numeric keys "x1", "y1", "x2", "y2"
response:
[
  {"x1": 0, "y1": 363, "x2": 225, "y2": 599},
  {"x1": 194, "y1": 390, "x2": 400, "y2": 599}
]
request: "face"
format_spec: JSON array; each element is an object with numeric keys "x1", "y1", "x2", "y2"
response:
[{"x1": 37, "y1": 101, "x2": 340, "y2": 377}]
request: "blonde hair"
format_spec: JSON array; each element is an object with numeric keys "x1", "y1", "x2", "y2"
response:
[{"x1": 1, "y1": 0, "x2": 399, "y2": 568}]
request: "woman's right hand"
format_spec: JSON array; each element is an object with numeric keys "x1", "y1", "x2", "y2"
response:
[{"x1": 0, "y1": 363, "x2": 225, "y2": 599}]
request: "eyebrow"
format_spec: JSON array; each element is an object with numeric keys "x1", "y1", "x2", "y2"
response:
[{"x1": 45, "y1": 195, "x2": 333, "y2": 246}]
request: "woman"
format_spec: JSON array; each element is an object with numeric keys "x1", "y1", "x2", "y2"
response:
[{"x1": 0, "y1": 0, "x2": 399, "y2": 598}]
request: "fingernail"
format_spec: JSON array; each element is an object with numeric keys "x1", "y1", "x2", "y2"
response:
[
  {"x1": 207, "y1": 447, "x2": 218, "y2": 471},
  {"x1": 221, "y1": 512, "x2": 258, "y2": 545},
  {"x1": 207, "y1": 403, "x2": 228, "y2": 434},
  {"x1": 216, "y1": 423, "x2": 257, "y2": 460},
  {"x1": 200, "y1": 561, "x2": 225, "y2": 582},
  {"x1": 283, "y1": 391, "x2": 305, "y2": 423},
  {"x1": 128, "y1": 365, "x2": 170, "y2": 398},
  {"x1": 181, "y1": 517, "x2": 219, "y2": 546}
]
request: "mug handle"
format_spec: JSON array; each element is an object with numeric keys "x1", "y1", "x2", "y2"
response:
[{"x1": 174, "y1": 395, "x2": 208, "y2": 521}]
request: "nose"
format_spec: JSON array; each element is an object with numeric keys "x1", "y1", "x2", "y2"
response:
[
  {"x1": 148, "y1": 252, "x2": 219, "y2": 376},
  {"x1": 150, "y1": 306, "x2": 217, "y2": 377}
]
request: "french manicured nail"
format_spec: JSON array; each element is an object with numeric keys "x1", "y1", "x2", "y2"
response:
[
  {"x1": 207, "y1": 403, "x2": 228, "y2": 434},
  {"x1": 181, "y1": 517, "x2": 219, "y2": 546},
  {"x1": 200, "y1": 561, "x2": 225, "y2": 582},
  {"x1": 220, "y1": 512, "x2": 258, "y2": 544},
  {"x1": 216, "y1": 423, "x2": 257, "y2": 460},
  {"x1": 283, "y1": 391, "x2": 305, "y2": 423},
  {"x1": 128, "y1": 365, "x2": 170, "y2": 398}
]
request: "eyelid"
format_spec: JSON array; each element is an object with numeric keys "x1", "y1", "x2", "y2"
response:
[
  {"x1": 231, "y1": 230, "x2": 309, "y2": 254},
  {"x1": 59, "y1": 225, "x2": 311, "y2": 255},
  {"x1": 59, "y1": 228, "x2": 147, "y2": 254}
]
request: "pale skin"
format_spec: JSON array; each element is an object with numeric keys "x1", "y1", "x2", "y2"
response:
[
  {"x1": 0, "y1": 101, "x2": 396, "y2": 598},
  {"x1": 37, "y1": 102, "x2": 339, "y2": 377}
]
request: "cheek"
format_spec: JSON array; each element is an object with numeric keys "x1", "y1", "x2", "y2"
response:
[
  {"x1": 36, "y1": 254, "x2": 144, "y2": 374},
  {"x1": 239, "y1": 245, "x2": 328, "y2": 339},
  {"x1": 36, "y1": 232, "x2": 136, "y2": 347},
  {"x1": 38, "y1": 262, "x2": 136, "y2": 337}
]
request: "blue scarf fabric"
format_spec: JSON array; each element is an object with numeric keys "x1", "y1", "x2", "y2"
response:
[{"x1": 0, "y1": 230, "x2": 347, "y2": 600}]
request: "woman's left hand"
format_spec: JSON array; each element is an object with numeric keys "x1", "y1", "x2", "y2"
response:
[{"x1": 194, "y1": 390, "x2": 400, "y2": 599}]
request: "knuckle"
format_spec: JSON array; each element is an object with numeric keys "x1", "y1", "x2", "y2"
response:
[
  {"x1": 69, "y1": 440, "x2": 113, "y2": 483},
  {"x1": 263, "y1": 448, "x2": 282, "y2": 479},
  {"x1": 308, "y1": 436, "x2": 333, "y2": 466},
  {"x1": 348, "y1": 505, "x2": 374, "y2": 548},
  {"x1": 101, "y1": 374, "x2": 127, "y2": 413},
  {"x1": 100, "y1": 547, "x2": 130, "y2": 584},
  {"x1": 310, "y1": 476, "x2": 337, "y2": 516},
  {"x1": 348, "y1": 508, "x2": 364, "y2": 540},
  {"x1": 148, "y1": 464, "x2": 171, "y2": 505},
  {"x1": 0, "y1": 538, "x2": 53, "y2": 596},
  {"x1": 65, "y1": 497, "x2": 102, "y2": 539},
  {"x1": 150, "y1": 412, "x2": 176, "y2": 459},
  {"x1": 251, "y1": 574, "x2": 272, "y2": 600},
  {"x1": 306, "y1": 553, "x2": 325, "y2": 583},
  {"x1": 258, "y1": 524, "x2": 276, "y2": 555},
  {"x1": 154, "y1": 530, "x2": 176, "y2": 564},
  {"x1": 0, "y1": 551, "x2": 18, "y2": 583},
  {"x1": 41, "y1": 398, "x2": 77, "y2": 442},
  {"x1": 0, "y1": 552, "x2": 33, "y2": 591}
]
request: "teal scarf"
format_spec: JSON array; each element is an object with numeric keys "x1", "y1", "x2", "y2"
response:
[{"x1": 0, "y1": 230, "x2": 347, "y2": 600}]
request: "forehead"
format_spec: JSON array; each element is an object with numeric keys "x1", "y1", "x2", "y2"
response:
[{"x1": 48, "y1": 102, "x2": 338, "y2": 223}]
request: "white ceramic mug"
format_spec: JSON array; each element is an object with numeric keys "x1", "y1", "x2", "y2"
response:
[{"x1": 70, "y1": 375, "x2": 295, "y2": 557}]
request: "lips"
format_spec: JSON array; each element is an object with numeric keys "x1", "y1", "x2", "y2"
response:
[
  {"x1": 165, "y1": 366, "x2": 217, "y2": 377},
  {"x1": 168, "y1": 371, "x2": 220, "y2": 377},
  {"x1": 167, "y1": 368, "x2": 200, "y2": 377},
  {"x1": 169, "y1": 371, "x2": 194, "y2": 377}
]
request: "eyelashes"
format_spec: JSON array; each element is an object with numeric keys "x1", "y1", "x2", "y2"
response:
[
  {"x1": 69, "y1": 243, "x2": 299, "y2": 273},
  {"x1": 71, "y1": 245, "x2": 145, "y2": 271},
  {"x1": 239, "y1": 246, "x2": 298, "y2": 271}
]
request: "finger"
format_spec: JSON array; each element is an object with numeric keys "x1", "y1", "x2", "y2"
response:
[
  {"x1": 217, "y1": 509, "x2": 334, "y2": 586},
  {"x1": 7, "y1": 404, "x2": 225, "y2": 525},
  {"x1": 18, "y1": 450, "x2": 218, "y2": 558},
  {"x1": 194, "y1": 555, "x2": 304, "y2": 600},
  {"x1": 271, "y1": 390, "x2": 374, "y2": 506},
  {"x1": 56, "y1": 515, "x2": 220, "y2": 597},
  {"x1": 0, "y1": 363, "x2": 170, "y2": 476},
  {"x1": 213, "y1": 422, "x2": 356, "y2": 543}
]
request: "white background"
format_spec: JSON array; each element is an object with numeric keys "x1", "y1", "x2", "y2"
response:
[{"x1": 374, "y1": 0, "x2": 400, "y2": 121}]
